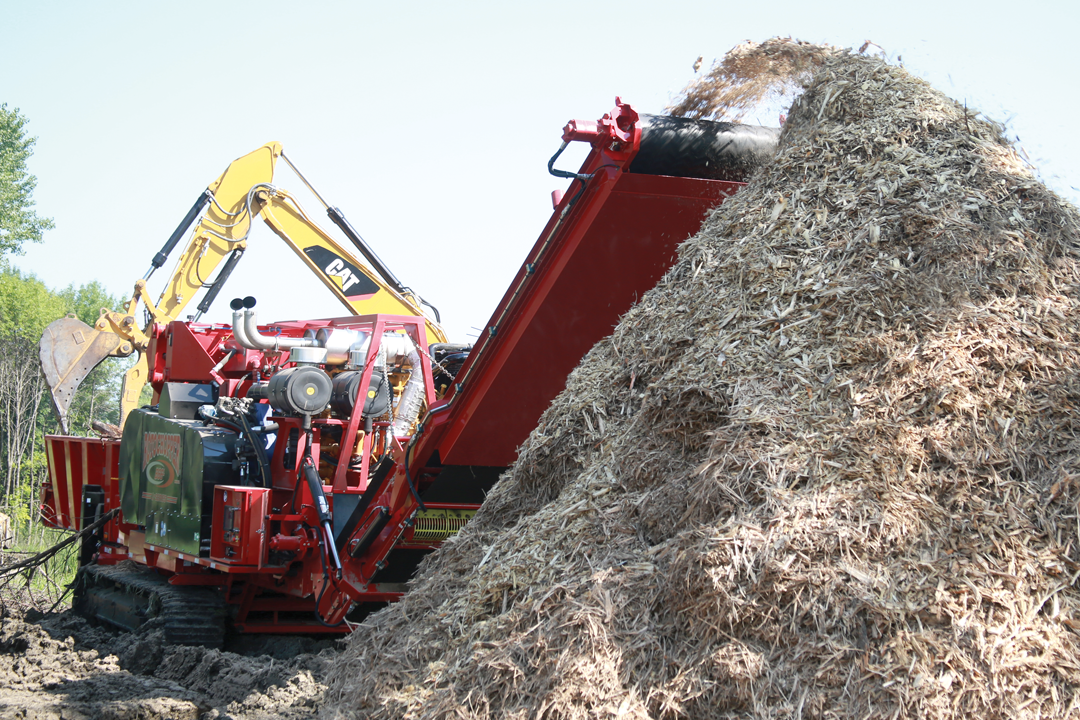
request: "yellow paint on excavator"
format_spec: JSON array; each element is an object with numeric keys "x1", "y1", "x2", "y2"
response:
[{"x1": 39, "y1": 142, "x2": 446, "y2": 430}]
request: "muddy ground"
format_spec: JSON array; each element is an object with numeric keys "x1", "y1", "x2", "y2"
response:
[{"x1": 0, "y1": 595, "x2": 338, "y2": 719}]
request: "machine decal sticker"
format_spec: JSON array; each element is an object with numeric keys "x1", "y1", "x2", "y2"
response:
[
  {"x1": 142, "y1": 431, "x2": 181, "y2": 490},
  {"x1": 303, "y1": 246, "x2": 379, "y2": 299}
]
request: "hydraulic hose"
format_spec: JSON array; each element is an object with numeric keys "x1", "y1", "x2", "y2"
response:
[
  {"x1": 302, "y1": 456, "x2": 341, "y2": 570},
  {"x1": 235, "y1": 412, "x2": 271, "y2": 488}
]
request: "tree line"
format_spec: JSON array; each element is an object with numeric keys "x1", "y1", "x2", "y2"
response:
[{"x1": 1, "y1": 103, "x2": 124, "y2": 531}]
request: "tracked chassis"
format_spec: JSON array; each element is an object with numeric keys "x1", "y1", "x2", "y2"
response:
[{"x1": 75, "y1": 562, "x2": 227, "y2": 648}]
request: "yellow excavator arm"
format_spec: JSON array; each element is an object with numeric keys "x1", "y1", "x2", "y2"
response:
[{"x1": 40, "y1": 142, "x2": 446, "y2": 432}]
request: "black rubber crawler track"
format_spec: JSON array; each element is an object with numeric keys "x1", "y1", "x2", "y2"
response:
[{"x1": 77, "y1": 562, "x2": 226, "y2": 648}]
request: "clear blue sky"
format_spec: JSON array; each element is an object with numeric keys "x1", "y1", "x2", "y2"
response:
[{"x1": 2, "y1": 0, "x2": 1076, "y2": 342}]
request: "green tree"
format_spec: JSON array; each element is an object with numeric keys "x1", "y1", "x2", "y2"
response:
[
  {"x1": 58, "y1": 280, "x2": 119, "y2": 327},
  {"x1": 0, "y1": 263, "x2": 66, "y2": 338},
  {"x1": 0, "y1": 267, "x2": 124, "y2": 524},
  {"x1": 0, "y1": 267, "x2": 61, "y2": 522},
  {"x1": 0, "y1": 107, "x2": 127, "y2": 529},
  {"x1": 0, "y1": 104, "x2": 53, "y2": 256}
]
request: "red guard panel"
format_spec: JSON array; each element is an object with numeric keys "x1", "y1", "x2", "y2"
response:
[
  {"x1": 437, "y1": 170, "x2": 740, "y2": 468},
  {"x1": 211, "y1": 486, "x2": 270, "y2": 567},
  {"x1": 41, "y1": 435, "x2": 120, "y2": 533},
  {"x1": 165, "y1": 322, "x2": 222, "y2": 383}
]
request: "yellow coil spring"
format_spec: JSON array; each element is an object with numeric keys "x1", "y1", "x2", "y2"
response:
[{"x1": 411, "y1": 508, "x2": 476, "y2": 542}]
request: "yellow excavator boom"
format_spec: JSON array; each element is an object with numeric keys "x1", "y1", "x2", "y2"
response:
[{"x1": 40, "y1": 142, "x2": 446, "y2": 432}]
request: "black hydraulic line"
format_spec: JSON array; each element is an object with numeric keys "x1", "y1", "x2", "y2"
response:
[
  {"x1": 326, "y1": 205, "x2": 443, "y2": 321},
  {"x1": 302, "y1": 457, "x2": 332, "y2": 525},
  {"x1": 212, "y1": 419, "x2": 243, "y2": 433},
  {"x1": 302, "y1": 448, "x2": 343, "y2": 572},
  {"x1": 402, "y1": 440, "x2": 427, "y2": 513},
  {"x1": 311, "y1": 523, "x2": 344, "y2": 628},
  {"x1": 196, "y1": 247, "x2": 245, "y2": 316},
  {"x1": 148, "y1": 189, "x2": 213, "y2": 275},
  {"x1": 420, "y1": 298, "x2": 441, "y2": 323},
  {"x1": 326, "y1": 207, "x2": 407, "y2": 294},
  {"x1": 547, "y1": 141, "x2": 594, "y2": 182},
  {"x1": 235, "y1": 411, "x2": 271, "y2": 488}
]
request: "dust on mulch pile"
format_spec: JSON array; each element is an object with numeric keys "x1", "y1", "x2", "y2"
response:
[
  {"x1": 324, "y1": 42, "x2": 1080, "y2": 719},
  {"x1": 668, "y1": 37, "x2": 831, "y2": 121}
]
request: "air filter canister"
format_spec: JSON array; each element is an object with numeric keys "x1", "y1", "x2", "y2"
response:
[
  {"x1": 268, "y1": 366, "x2": 333, "y2": 416},
  {"x1": 330, "y1": 369, "x2": 390, "y2": 418}
]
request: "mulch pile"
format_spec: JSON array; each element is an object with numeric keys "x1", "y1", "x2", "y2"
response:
[{"x1": 325, "y1": 42, "x2": 1080, "y2": 719}]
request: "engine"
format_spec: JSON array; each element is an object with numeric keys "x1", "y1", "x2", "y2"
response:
[{"x1": 115, "y1": 297, "x2": 458, "y2": 567}]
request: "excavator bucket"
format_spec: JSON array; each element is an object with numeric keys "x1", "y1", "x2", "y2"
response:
[{"x1": 39, "y1": 315, "x2": 126, "y2": 434}]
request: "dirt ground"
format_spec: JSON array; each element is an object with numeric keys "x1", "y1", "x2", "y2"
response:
[{"x1": 0, "y1": 594, "x2": 338, "y2": 720}]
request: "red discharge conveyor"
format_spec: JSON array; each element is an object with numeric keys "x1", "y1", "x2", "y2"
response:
[{"x1": 413, "y1": 99, "x2": 772, "y2": 470}]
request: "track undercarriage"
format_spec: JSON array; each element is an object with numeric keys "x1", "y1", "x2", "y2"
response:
[{"x1": 75, "y1": 562, "x2": 227, "y2": 648}]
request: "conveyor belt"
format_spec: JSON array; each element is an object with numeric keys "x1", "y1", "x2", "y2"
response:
[{"x1": 631, "y1": 115, "x2": 780, "y2": 182}]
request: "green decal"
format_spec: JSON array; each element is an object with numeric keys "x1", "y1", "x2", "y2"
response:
[{"x1": 141, "y1": 431, "x2": 182, "y2": 504}]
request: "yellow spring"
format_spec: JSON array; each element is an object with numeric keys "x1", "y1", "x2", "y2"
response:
[{"x1": 411, "y1": 508, "x2": 476, "y2": 542}]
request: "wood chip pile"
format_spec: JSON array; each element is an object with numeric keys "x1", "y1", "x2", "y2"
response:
[
  {"x1": 326, "y1": 46, "x2": 1080, "y2": 719},
  {"x1": 668, "y1": 37, "x2": 830, "y2": 121}
]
